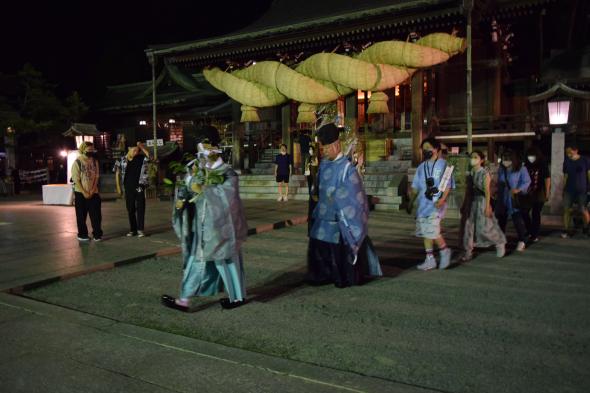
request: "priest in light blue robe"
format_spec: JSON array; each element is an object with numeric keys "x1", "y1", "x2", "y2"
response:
[
  {"x1": 162, "y1": 143, "x2": 248, "y2": 311},
  {"x1": 307, "y1": 123, "x2": 382, "y2": 287}
]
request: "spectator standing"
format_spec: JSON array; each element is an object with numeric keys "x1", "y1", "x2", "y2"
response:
[
  {"x1": 299, "y1": 130, "x2": 312, "y2": 175},
  {"x1": 10, "y1": 167, "x2": 20, "y2": 195},
  {"x1": 274, "y1": 143, "x2": 292, "y2": 202},
  {"x1": 114, "y1": 142, "x2": 151, "y2": 237},
  {"x1": 561, "y1": 144, "x2": 590, "y2": 237},
  {"x1": 71, "y1": 142, "x2": 102, "y2": 242}
]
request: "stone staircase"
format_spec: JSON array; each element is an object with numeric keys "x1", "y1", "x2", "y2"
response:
[
  {"x1": 363, "y1": 158, "x2": 411, "y2": 211},
  {"x1": 239, "y1": 147, "x2": 412, "y2": 207},
  {"x1": 239, "y1": 174, "x2": 310, "y2": 201},
  {"x1": 249, "y1": 148, "x2": 280, "y2": 175},
  {"x1": 240, "y1": 148, "x2": 309, "y2": 200}
]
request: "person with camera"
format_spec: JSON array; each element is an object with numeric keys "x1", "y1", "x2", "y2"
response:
[
  {"x1": 495, "y1": 150, "x2": 531, "y2": 252},
  {"x1": 461, "y1": 151, "x2": 506, "y2": 261},
  {"x1": 114, "y1": 142, "x2": 151, "y2": 237},
  {"x1": 407, "y1": 138, "x2": 455, "y2": 270}
]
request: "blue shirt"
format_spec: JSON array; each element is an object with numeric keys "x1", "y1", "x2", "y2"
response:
[
  {"x1": 563, "y1": 156, "x2": 589, "y2": 195},
  {"x1": 411, "y1": 159, "x2": 455, "y2": 218},
  {"x1": 498, "y1": 166, "x2": 531, "y2": 214}
]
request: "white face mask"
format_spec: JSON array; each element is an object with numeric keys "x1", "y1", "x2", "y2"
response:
[
  {"x1": 470, "y1": 158, "x2": 480, "y2": 167},
  {"x1": 527, "y1": 156, "x2": 536, "y2": 163},
  {"x1": 502, "y1": 160, "x2": 512, "y2": 168},
  {"x1": 309, "y1": 149, "x2": 313, "y2": 155}
]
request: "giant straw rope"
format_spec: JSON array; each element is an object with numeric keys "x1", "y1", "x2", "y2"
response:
[{"x1": 202, "y1": 33, "x2": 465, "y2": 122}]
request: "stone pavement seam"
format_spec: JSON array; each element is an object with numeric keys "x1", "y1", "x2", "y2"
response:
[
  {"x1": 118, "y1": 333, "x2": 369, "y2": 393},
  {"x1": 66, "y1": 356, "x2": 184, "y2": 393},
  {"x1": 1, "y1": 214, "x2": 309, "y2": 299},
  {"x1": 0, "y1": 293, "x2": 441, "y2": 393}
]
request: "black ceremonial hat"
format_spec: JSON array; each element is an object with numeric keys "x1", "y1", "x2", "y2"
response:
[{"x1": 316, "y1": 123, "x2": 340, "y2": 145}]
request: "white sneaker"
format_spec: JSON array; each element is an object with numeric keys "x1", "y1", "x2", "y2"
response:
[
  {"x1": 439, "y1": 248, "x2": 452, "y2": 270},
  {"x1": 417, "y1": 255, "x2": 437, "y2": 271},
  {"x1": 283, "y1": 195, "x2": 288, "y2": 202},
  {"x1": 137, "y1": 231, "x2": 145, "y2": 238},
  {"x1": 516, "y1": 241, "x2": 526, "y2": 252},
  {"x1": 277, "y1": 195, "x2": 283, "y2": 202},
  {"x1": 126, "y1": 232, "x2": 136, "y2": 237},
  {"x1": 496, "y1": 243, "x2": 506, "y2": 258}
]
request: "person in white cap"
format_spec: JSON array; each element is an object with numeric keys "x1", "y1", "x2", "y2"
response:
[{"x1": 162, "y1": 141, "x2": 248, "y2": 311}]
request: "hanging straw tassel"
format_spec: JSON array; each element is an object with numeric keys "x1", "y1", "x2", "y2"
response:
[
  {"x1": 240, "y1": 105, "x2": 260, "y2": 122},
  {"x1": 367, "y1": 92, "x2": 389, "y2": 114},
  {"x1": 296, "y1": 103, "x2": 317, "y2": 124}
]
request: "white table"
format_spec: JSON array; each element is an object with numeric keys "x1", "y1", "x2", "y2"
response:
[{"x1": 42, "y1": 184, "x2": 74, "y2": 205}]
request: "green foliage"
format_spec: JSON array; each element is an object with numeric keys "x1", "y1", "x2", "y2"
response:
[{"x1": 0, "y1": 64, "x2": 89, "y2": 135}]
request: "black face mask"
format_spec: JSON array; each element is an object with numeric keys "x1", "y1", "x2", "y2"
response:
[
  {"x1": 86, "y1": 152, "x2": 98, "y2": 159},
  {"x1": 423, "y1": 150, "x2": 434, "y2": 160}
]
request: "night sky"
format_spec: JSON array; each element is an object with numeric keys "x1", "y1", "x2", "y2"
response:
[{"x1": 0, "y1": 0, "x2": 272, "y2": 105}]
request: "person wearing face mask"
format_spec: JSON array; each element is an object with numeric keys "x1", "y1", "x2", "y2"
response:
[
  {"x1": 461, "y1": 151, "x2": 506, "y2": 261},
  {"x1": 114, "y1": 142, "x2": 151, "y2": 237},
  {"x1": 407, "y1": 138, "x2": 455, "y2": 270},
  {"x1": 274, "y1": 143, "x2": 292, "y2": 202},
  {"x1": 162, "y1": 141, "x2": 248, "y2": 311},
  {"x1": 307, "y1": 123, "x2": 382, "y2": 287},
  {"x1": 495, "y1": 150, "x2": 531, "y2": 251},
  {"x1": 71, "y1": 141, "x2": 103, "y2": 241},
  {"x1": 522, "y1": 147, "x2": 550, "y2": 242},
  {"x1": 562, "y1": 143, "x2": 590, "y2": 238},
  {"x1": 305, "y1": 145, "x2": 319, "y2": 195},
  {"x1": 299, "y1": 129, "x2": 312, "y2": 175}
]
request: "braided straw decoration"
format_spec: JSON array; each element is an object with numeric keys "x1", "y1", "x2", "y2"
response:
[{"x1": 202, "y1": 33, "x2": 465, "y2": 122}]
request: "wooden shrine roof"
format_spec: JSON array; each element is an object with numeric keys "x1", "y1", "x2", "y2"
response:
[{"x1": 146, "y1": 0, "x2": 553, "y2": 66}]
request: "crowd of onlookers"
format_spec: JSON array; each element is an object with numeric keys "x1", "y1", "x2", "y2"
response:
[{"x1": 414, "y1": 140, "x2": 589, "y2": 268}]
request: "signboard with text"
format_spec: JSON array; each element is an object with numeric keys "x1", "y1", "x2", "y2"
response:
[{"x1": 146, "y1": 139, "x2": 164, "y2": 147}]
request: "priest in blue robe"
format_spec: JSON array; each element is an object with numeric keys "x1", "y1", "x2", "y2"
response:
[
  {"x1": 307, "y1": 123, "x2": 382, "y2": 287},
  {"x1": 162, "y1": 142, "x2": 248, "y2": 311}
]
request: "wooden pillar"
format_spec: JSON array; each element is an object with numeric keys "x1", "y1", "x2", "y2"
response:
[
  {"x1": 487, "y1": 138, "x2": 495, "y2": 163},
  {"x1": 411, "y1": 70, "x2": 424, "y2": 166},
  {"x1": 231, "y1": 101, "x2": 242, "y2": 169},
  {"x1": 232, "y1": 126, "x2": 242, "y2": 170},
  {"x1": 281, "y1": 103, "x2": 291, "y2": 152},
  {"x1": 345, "y1": 94, "x2": 358, "y2": 124}
]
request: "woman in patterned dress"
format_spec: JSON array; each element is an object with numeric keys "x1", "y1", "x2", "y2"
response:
[{"x1": 462, "y1": 151, "x2": 507, "y2": 261}]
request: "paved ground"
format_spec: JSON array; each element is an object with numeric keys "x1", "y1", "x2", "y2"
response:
[
  {"x1": 0, "y1": 197, "x2": 307, "y2": 292},
  {"x1": 2, "y1": 196, "x2": 590, "y2": 393}
]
